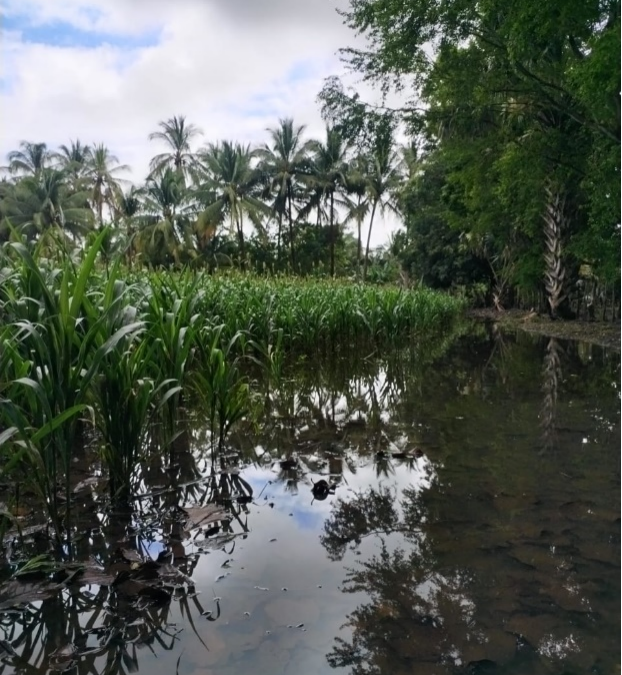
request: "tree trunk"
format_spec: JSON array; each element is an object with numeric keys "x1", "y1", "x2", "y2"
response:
[
  {"x1": 363, "y1": 200, "x2": 378, "y2": 282},
  {"x1": 287, "y1": 183, "x2": 296, "y2": 273},
  {"x1": 356, "y1": 195, "x2": 362, "y2": 279},
  {"x1": 236, "y1": 215, "x2": 246, "y2": 271},
  {"x1": 542, "y1": 187, "x2": 567, "y2": 320},
  {"x1": 329, "y1": 191, "x2": 335, "y2": 277},
  {"x1": 277, "y1": 209, "x2": 283, "y2": 264}
]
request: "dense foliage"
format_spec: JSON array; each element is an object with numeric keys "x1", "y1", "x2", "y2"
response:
[
  {"x1": 0, "y1": 118, "x2": 409, "y2": 283},
  {"x1": 320, "y1": 0, "x2": 620, "y2": 317}
]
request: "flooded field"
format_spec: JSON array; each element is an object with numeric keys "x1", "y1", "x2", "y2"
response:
[{"x1": 1, "y1": 325, "x2": 619, "y2": 675}]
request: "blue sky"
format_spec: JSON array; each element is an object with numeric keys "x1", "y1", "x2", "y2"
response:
[{"x1": 2, "y1": 13, "x2": 161, "y2": 49}]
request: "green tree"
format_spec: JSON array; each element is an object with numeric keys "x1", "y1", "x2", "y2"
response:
[
  {"x1": 195, "y1": 141, "x2": 268, "y2": 270},
  {"x1": 53, "y1": 140, "x2": 91, "y2": 190},
  {"x1": 257, "y1": 118, "x2": 314, "y2": 271},
  {"x1": 362, "y1": 129, "x2": 402, "y2": 280},
  {"x1": 84, "y1": 144, "x2": 130, "y2": 228},
  {"x1": 4, "y1": 141, "x2": 51, "y2": 178},
  {"x1": 136, "y1": 168, "x2": 194, "y2": 266},
  {"x1": 306, "y1": 127, "x2": 350, "y2": 277},
  {"x1": 148, "y1": 115, "x2": 202, "y2": 182},
  {"x1": 0, "y1": 169, "x2": 93, "y2": 247}
]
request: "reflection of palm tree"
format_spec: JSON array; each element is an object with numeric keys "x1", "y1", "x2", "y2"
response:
[{"x1": 540, "y1": 337, "x2": 562, "y2": 453}]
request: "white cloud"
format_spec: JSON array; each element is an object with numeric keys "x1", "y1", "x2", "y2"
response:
[{"x1": 0, "y1": 0, "x2": 403, "y2": 246}]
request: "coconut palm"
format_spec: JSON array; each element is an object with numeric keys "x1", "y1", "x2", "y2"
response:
[
  {"x1": 0, "y1": 168, "x2": 93, "y2": 247},
  {"x1": 148, "y1": 115, "x2": 202, "y2": 182},
  {"x1": 256, "y1": 118, "x2": 314, "y2": 270},
  {"x1": 196, "y1": 141, "x2": 268, "y2": 270},
  {"x1": 362, "y1": 134, "x2": 402, "y2": 280},
  {"x1": 343, "y1": 154, "x2": 370, "y2": 278},
  {"x1": 136, "y1": 168, "x2": 195, "y2": 266},
  {"x1": 53, "y1": 139, "x2": 91, "y2": 190},
  {"x1": 306, "y1": 127, "x2": 350, "y2": 277},
  {"x1": 84, "y1": 144, "x2": 130, "y2": 227},
  {"x1": 4, "y1": 141, "x2": 51, "y2": 178},
  {"x1": 115, "y1": 186, "x2": 142, "y2": 269}
]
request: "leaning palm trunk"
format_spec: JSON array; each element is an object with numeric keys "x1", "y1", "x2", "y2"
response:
[
  {"x1": 363, "y1": 200, "x2": 378, "y2": 282},
  {"x1": 543, "y1": 187, "x2": 567, "y2": 319}
]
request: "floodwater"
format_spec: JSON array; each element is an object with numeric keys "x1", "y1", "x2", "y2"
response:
[{"x1": 1, "y1": 324, "x2": 620, "y2": 675}]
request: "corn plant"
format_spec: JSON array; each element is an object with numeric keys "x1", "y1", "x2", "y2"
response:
[
  {"x1": 0, "y1": 230, "x2": 142, "y2": 547},
  {"x1": 192, "y1": 326, "x2": 250, "y2": 458}
]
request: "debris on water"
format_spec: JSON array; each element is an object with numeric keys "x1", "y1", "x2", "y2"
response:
[
  {"x1": 205, "y1": 525, "x2": 221, "y2": 537},
  {"x1": 311, "y1": 479, "x2": 337, "y2": 500},
  {"x1": 183, "y1": 504, "x2": 228, "y2": 530},
  {"x1": 49, "y1": 643, "x2": 79, "y2": 672},
  {"x1": 221, "y1": 559, "x2": 233, "y2": 568},
  {"x1": 281, "y1": 587, "x2": 288, "y2": 591},
  {"x1": 243, "y1": 611, "x2": 251, "y2": 617},
  {"x1": 254, "y1": 586, "x2": 269, "y2": 591},
  {"x1": 296, "y1": 623, "x2": 304, "y2": 628},
  {"x1": 215, "y1": 573, "x2": 229, "y2": 582},
  {"x1": 269, "y1": 538, "x2": 277, "y2": 542}
]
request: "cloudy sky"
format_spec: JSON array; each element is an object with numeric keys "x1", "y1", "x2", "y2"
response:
[{"x1": 0, "y1": 0, "x2": 401, "y2": 245}]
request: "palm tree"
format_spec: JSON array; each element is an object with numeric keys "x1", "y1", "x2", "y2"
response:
[
  {"x1": 136, "y1": 168, "x2": 194, "y2": 266},
  {"x1": 256, "y1": 118, "x2": 314, "y2": 270},
  {"x1": 343, "y1": 154, "x2": 370, "y2": 278},
  {"x1": 115, "y1": 186, "x2": 142, "y2": 269},
  {"x1": 148, "y1": 115, "x2": 202, "y2": 182},
  {"x1": 5, "y1": 141, "x2": 51, "y2": 178},
  {"x1": 53, "y1": 140, "x2": 91, "y2": 190},
  {"x1": 84, "y1": 144, "x2": 130, "y2": 227},
  {"x1": 362, "y1": 134, "x2": 402, "y2": 281},
  {"x1": 196, "y1": 141, "x2": 267, "y2": 270},
  {"x1": 0, "y1": 169, "x2": 93, "y2": 247},
  {"x1": 306, "y1": 127, "x2": 350, "y2": 277}
]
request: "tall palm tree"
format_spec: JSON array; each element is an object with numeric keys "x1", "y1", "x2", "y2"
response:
[
  {"x1": 53, "y1": 140, "x2": 91, "y2": 190},
  {"x1": 84, "y1": 144, "x2": 130, "y2": 227},
  {"x1": 196, "y1": 141, "x2": 267, "y2": 270},
  {"x1": 0, "y1": 169, "x2": 93, "y2": 246},
  {"x1": 343, "y1": 154, "x2": 370, "y2": 278},
  {"x1": 362, "y1": 134, "x2": 402, "y2": 281},
  {"x1": 136, "y1": 168, "x2": 194, "y2": 266},
  {"x1": 115, "y1": 186, "x2": 142, "y2": 269},
  {"x1": 256, "y1": 118, "x2": 314, "y2": 270},
  {"x1": 5, "y1": 141, "x2": 51, "y2": 178},
  {"x1": 148, "y1": 115, "x2": 202, "y2": 182},
  {"x1": 306, "y1": 127, "x2": 350, "y2": 277}
]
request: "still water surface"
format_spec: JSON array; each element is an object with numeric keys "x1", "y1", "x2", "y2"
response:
[{"x1": 1, "y1": 325, "x2": 619, "y2": 675}]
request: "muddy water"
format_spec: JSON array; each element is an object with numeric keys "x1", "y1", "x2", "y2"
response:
[{"x1": 1, "y1": 327, "x2": 619, "y2": 675}]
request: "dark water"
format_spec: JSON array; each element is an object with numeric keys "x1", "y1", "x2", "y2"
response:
[{"x1": 1, "y1": 325, "x2": 620, "y2": 675}]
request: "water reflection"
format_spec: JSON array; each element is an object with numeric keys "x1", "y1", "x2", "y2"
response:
[{"x1": 0, "y1": 327, "x2": 619, "y2": 675}]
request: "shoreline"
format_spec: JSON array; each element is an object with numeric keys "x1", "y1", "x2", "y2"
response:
[{"x1": 466, "y1": 308, "x2": 621, "y2": 351}]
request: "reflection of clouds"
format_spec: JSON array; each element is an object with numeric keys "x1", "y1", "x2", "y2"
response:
[{"x1": 538, "y1": 633, "x2": 580, "y2": 659}]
